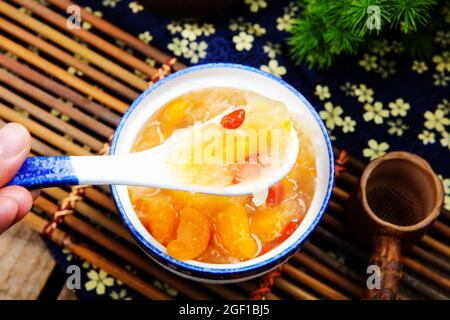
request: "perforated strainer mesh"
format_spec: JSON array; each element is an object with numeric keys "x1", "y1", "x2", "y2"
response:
[{"x1": 367, "y1": 186, "x2": 424, "y2": 226}]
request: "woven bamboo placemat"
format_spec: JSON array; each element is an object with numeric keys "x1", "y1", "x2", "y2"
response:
[{"x1": 0, "y1": 0, "x2": 449, "y2": 300}]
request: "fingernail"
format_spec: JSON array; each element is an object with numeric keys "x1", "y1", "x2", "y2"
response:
[
  {"x1": 30, "y1": 189, "x2": 41, "y2": 200},
  {"x1": 0, "y1": 123, "x2": 30, "y2": 158}
]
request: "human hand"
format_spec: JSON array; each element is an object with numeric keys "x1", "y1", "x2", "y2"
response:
[{"x1": 0, "y1": 123, "x2": 38, "y2": 234}]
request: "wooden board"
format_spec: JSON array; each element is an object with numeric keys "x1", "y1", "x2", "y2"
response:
[{"x1": 0, "y1": 221, "x2": 55, "y2": 299}]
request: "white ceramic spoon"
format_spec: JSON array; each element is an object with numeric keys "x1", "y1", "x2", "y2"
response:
[{"x1": 9, "y1": 109, "x2": 299, "y2": 196}]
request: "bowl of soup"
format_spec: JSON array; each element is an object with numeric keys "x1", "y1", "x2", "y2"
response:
[{"x1": 110, "y1": 64, "x2": 334, "y2": 283}]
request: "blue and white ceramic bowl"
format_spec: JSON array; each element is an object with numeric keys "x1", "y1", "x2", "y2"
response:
[{"x1": 110, "y1": 63, "x2": 334, "y2": 283}]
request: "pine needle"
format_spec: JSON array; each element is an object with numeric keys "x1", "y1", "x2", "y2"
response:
[{"x1": 288, "y1": 0, "x2": 442, "y2": 68}]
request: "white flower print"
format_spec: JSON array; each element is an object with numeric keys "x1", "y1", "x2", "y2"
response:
[
  {"x1": 433, "y1": 71, "x2": 450, "y2": 86},
  {"x1": 85, "y1": 269, "x2": 114, "y2": 295},
  {"x1": 371, "y1": 39, "x2": 391, "y2": 56},
  {"x1": 167, "y1": 21, "x2": 182, "y2": 34},
  {"x1": 340, "y1": 82, "x2": 356, "y2": 96},
  {"x1": 363, "y1": 139, "x2": 389, "y2": 160},
  {"x1": 138, "y1": 31, "x2": 153, "y2": 44},
  {"x1": 248, "y1": 23, "x2": 266, "y2": 36},
  {"x1": 387, "y1": 119, "x2": 408, "y2": 136},
  {"x1": 319, "y1": 102, "x2": 344, "y2": 130},
  {"x1": 129, "y1": 1, "x2": 143, "y2": 13},
  {"x1": 437, "y1": 99, "x2": 450, "y2": 115},
  {"x1": 363, "y1": 102, "x2": 389, "y2": 124},
  {"x1": 145, "y1": 58, "x2": 156, "y2": 67},
  {"x1": 244, "y1": 0, "x2": 268, "y2": 13},
  {"x1": 232, "y1": 32, "x2": 254, "y2": 51},
  {"x1": 432, "y1": 52, "x2": 450, "y2": 73},
  {"x1": 134, "y1": 69, "x2": 148, "y2": 81},
  {"x1": 375, "y1": 59, "x2": 396, "y2": 78},
  {"x1": 314, "y1": 85, "x2": 331, "y2": 101},
  {"x1": 62, "y1": 248, "x2": 74, "y2": 262},
  {"x1": 439, "y1": 176, "x2": 450, "y2": 210},
  {"x1": 82, "y1": 7, "x2": 102, "y2": 30},
  {"x1": 440, "y1": 131, "x2": 450, "y2": 150},
  {"x1": 389, "y1": 98, "x2": 410, "y2": 117},
  {"x1": 442, "y1": 176, "x2": 450, "y2": 195},
  {"x1": 229, "y1": 17, "x2": 246, "y2": 32},
  {"x1": 435, "y1": 31, "x2": 450, "y2": 48},
  {"x1": 342, "y1": 116, "x2": 356, "y2": 133},
  {"x1": 110, "y1": 289, "x2": 132, "y2": 300},
  {"x1": 412, "y1": 60, "x2": 428, "y2": 74},
  {"x1": 354, "y1": 84, "x2": 374, "y2": 103},
  {"x1": 200, "y1": 23, "x2": 215, "y2": 36},
  {"x1": 102, "y1": 0, "x2": 120, "y2": 8},
  {"x1": 153, "y1": 280, "x2": 178, "y2": 297},
  {"x1": 418, "y1": 130, "x2": 436, "y2": 145},
  {"x1": 359, "y1": 54, "x2": 378, "y2": 71},
  {"x1": 260, "y1": 59, "x2": 287, "y2": 78},
  {"x1": 229, "y1": 18, "x2": 266, "y2": 37},
  {"x1": 67, "y1": 66, "x2": 83, "y2": 77},
  {"x1": 167, "y1": 38, "x2": 189, "y2": 57},
  {"x1": 391, "y1": 40, "x2": 404, "y2": 54},
  {"x1": 263, "y1": 42, "x2": 282, "y2": 59},
  {"x1": 181, "y1": 23, "x2": 202, "y2": 41},
  {"x1": 184, "y1": 41, "x2": 208, "y2": 64},
  {"x1": 424, "y1": 109, "x2": 450, "y2": 132},
  {"x1": 276, "y1": 14, "x2": 295, "y2": 32}
]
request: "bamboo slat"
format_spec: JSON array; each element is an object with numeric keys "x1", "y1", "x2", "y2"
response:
[
  {"x1": 292, "y1": 252, "x2": 365, "y2": 298},
  {"x1": 0, "y1": 1, "x2": 148, "y2": 91},
  {"x1": 0, "y1": 35, "x2": 129, "y2": 113},
  {"x1": 0, "y1": 53, "x2": 121, "y2": 126},
  {"x1": 281, "y1": 264, "x2": 350, "y2": 300},
  {"x1": 421, "y1": 236, "x2": 450, "y2": 259},
  {"x1": 32, "y1": 196, "x2": 212, "y2": 300},
  {"x1": 0, "y1": 84, "x2": 103, "y2": 151},
  {"x1": 0, "y1": 17, "x2": 139, "y2": 101},
  {"x1": 409, "y1": 246, "x2": 450, "y2": 274},
  {"x1": 402, "y1": 256, "x2": 450, "y2": 292},
  {"x1": 22, "y1": 213, "x2": 171, "y2": 300},
  {"x1": 42, "y1": 188, "x2": 133, "y2": 243},
  {"x1": 47, "y1": 0, "x2": 186, "y2": 71},
  {"x1": 12, "y1": 0, "x2": 157, "y2": 78},
  {"x1": 274, "y1": 278, "x2": 318, "y2": 300},
  {"x1": 433, "y1": 221, "x2": 450, "y2": 241},
  {"x1": 0, "y1": 67, "x2": 114, "y2": 139},
  {"x1": 0, "y1": 101, "x2": 91, "y2": 155},
  {"x1": 0, "y1": 118, "x2": 59, "y2": 156}
]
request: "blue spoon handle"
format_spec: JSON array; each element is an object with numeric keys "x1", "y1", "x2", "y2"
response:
[{"x1": 8, "y1": 156, "x2": 79, "y2": 189}]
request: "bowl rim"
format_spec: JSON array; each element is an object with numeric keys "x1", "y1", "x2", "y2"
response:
[{"x1": 110, "y1": 63, "x2": 334, "y2": 275}]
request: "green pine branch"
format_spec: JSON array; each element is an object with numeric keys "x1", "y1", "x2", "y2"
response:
[{"x1": 288, "y1": 0, "x2": 443, "y2": 69}]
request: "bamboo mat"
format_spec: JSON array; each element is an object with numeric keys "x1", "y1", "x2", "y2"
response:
[{"x1": 0, "y1": 0, "x2": 449, "y2": 300}]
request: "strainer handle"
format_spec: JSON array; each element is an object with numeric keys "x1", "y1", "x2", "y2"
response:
[{"x1": 366, "y1": 235, "x2": 402, "y2": 300}]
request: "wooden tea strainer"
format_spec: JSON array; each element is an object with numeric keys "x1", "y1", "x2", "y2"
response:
[{"x1": 347, "y1": 151, "x2": 444, "y2": 300}]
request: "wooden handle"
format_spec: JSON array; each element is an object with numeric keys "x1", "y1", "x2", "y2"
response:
[{"x1": 366, "y1": 236, "x2": 402, "y2": 300}]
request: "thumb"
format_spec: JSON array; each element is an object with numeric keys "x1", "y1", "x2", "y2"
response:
[{"x1": 0, "y1": 123, "x2": 31, "y2": 187}]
